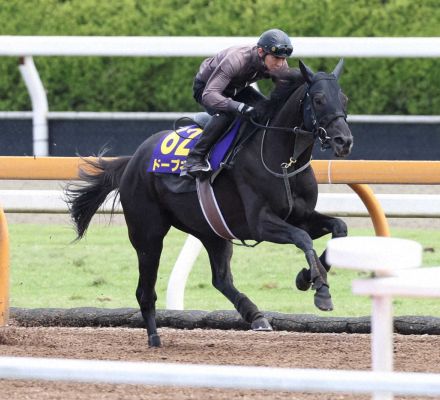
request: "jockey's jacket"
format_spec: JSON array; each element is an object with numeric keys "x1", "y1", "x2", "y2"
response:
[{"x1": 195, "y1": 45, "x2": 288, "y2": 113}]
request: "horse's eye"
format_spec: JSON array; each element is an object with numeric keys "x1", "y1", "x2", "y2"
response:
[{"x1": 313, "y1": 95, "x2": 325, "y2": 106}]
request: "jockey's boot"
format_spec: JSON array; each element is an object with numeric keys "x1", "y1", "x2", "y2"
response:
[{"x1": 181, "y1": 113, "x2": 230, "y2": 178}]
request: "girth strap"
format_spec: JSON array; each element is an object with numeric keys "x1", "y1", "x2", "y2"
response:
[{"x1": 196, "y1": 178, "x2": 238, "y2": 240}]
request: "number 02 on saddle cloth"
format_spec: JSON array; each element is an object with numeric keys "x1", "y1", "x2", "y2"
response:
[{"x1": 147, "y1": 121, "x2": 241, "y2": 174}]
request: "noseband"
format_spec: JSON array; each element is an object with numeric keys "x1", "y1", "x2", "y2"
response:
[{"x1": 303, "y1": 76, "x2": 347, "y2": 150}]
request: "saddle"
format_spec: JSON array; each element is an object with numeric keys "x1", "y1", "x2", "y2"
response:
[{"x1": 147, "y1": 113, "x2": 252, "y2": 240}]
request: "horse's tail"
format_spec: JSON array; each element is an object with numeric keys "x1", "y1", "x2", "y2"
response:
[{"x1": 65, "y1": 156, "x2": 131, "y2": 240}]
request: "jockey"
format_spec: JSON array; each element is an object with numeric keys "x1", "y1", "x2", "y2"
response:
[{"x1": 181, "y1": 28, "x2": 293, "y2": 178}]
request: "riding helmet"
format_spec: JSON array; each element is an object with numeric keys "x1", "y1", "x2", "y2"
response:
[{"x1": 257, "y1": 29, "x2": 293, "y2": 58}]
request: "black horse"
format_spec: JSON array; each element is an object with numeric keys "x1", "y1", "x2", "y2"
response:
[{"x1": 66, "y1": 60, "x2": 353, "y2": 347}]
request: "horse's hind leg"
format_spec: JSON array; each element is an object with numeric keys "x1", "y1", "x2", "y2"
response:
[
  {"x1": 202, "y1": 237, "x2": 272, "y2": 331},
  {"x1": 135, "y1": 244, "x2": 164, "y2": 347},
  {"x1": 295, "y1": 211, "x2": 348, "y2": 291},
  {"x1": 123, "y1": 200, "x2": 170, "y2": 348}
]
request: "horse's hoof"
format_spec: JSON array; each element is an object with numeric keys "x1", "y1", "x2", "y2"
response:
[
  {"x1": 314, "y1": 285, "x2": 333, "y2": 311},
  {"x1": 295, "y1": 268, "x2": 312, "y2": 291},
  {"x1": 251, "y1": 317, "x2": 273, "y2": 331},
  {"x1": 148, "y1": 333, "x2": 162, "y2": 347}
]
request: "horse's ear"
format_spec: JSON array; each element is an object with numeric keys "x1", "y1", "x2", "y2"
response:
[
  {"x1": 332, "y1": 58, "x2": 344, "y2": 79},
  {"x1": 299, "y1": 60, "x2": 313, "y2": 83}
]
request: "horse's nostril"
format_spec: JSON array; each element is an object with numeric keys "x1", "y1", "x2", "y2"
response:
[{"x1": 334, "y1": 137, "x2": 345, "y2": 146}]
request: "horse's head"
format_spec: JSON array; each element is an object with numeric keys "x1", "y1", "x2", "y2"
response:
[{"x1": 299, "y1": 59, "x2": 353, "y2": 157}]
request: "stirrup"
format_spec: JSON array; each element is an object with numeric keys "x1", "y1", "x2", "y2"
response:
[
  {"x1": 179, "y1": 169, "x2": 195, "y2": 179},
  {"x1": 188, "y1": 160, "x2": 212, "y2": 173},
  {"x1": 180, "y1": 160, "x2": 211, "y2": 178}
]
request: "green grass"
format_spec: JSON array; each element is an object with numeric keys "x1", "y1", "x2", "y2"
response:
[{"x1": 8, "y1": 223, "x2": 440, "y2": 317}]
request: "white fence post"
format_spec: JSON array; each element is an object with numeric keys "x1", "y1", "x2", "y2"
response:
[
  {"x1": 326, "y1": 236, "x2": 426, "y2": 400},
  {"x1": 18, "y1": 56, "x2": 49, "y2": 156}
]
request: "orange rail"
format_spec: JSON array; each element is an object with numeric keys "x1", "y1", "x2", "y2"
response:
[
  {"x1": 349, "y1": 184, "x2": 390, "y2": 237},
  {"x1": 0, "y1": 156, "x2": 400, "y2": 237},
  {"x1": 312, "y1": 160, "x2": 440, "y2": 185},
  {"x1": 0, "y1": 157, "x2": 440, "y2": 183},
  {"x1": 0, "y1": 156, "x2": 97, "y2": 180},
  {"x1": 5, "y1": 156, "x2": 438, "y2": 238}
]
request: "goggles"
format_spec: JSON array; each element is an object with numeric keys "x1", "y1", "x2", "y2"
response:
[{"x1": 268, "y1": 44, "x2": 293, "y2": 58}]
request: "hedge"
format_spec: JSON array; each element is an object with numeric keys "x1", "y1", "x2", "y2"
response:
[{"x1": 0, "y1": 0, "x2": 439, "y2": 114}]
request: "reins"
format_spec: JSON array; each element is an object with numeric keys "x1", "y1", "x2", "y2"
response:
[
  {"x1": 247, "y1": 78, "x2": 345, "y2": 222},
  {"x1": 229, "y1": 119, "x2": 313, "y2": 248},
  {"x1": 256, "y1": 119, "x2": 313, "y2": 221},
  {"x1": 257, "y1": 121, "x2": 313, "y2": 179}
]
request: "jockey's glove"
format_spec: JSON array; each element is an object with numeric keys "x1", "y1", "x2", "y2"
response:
[{"x1": 236, "y1": 103, "x2": 256, "y2": 118}]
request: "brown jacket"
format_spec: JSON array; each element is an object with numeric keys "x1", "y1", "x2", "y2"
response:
[{"x1": 196, "y1": 45, "x2": 287, "y2": 113}]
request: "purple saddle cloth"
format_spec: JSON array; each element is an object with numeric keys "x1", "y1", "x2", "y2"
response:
[{"x1": 147, "y1": 121, "x2": 241, "y2": 174}]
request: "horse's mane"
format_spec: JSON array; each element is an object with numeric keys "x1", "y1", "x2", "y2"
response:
[{"x1": 254, "y1": 68, "x2": 306, "y2": 121}]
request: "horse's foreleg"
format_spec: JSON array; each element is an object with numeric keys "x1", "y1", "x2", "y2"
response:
[
  {"x1": 295, "y1": 211, "x2": 348, "y2": 292},
  {"x1": 306, "y1": 210, "x2": 348, "y2": 269},
  {"x1": 234, "y1": 181, "x2": 332, "y2": 311},
  {"x1": 202, "y1": 237, "x2": 272, "y2": 331},
  {"x1": 245, "y1": 205, "x2": 333, "y2": 311}
]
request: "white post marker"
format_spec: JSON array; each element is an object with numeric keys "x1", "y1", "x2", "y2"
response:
[
  {"x1": 326, "y1": 236, "x2": 423, "y2": 400},
  {"x1": 166, "y1": 235, "x2": 203, "y2": 310}
]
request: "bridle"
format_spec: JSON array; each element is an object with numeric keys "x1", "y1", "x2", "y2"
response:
[
  {"x1": 250, "y1": 75, "x2": 347, "y2": 221},
  {"x1": 302, "y1": 76, "x2": 347, "y2": 151},
  {"x1": 250, "y1": 76, "x2": 347, "y2": 151}
]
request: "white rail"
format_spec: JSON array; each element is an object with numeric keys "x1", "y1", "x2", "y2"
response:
[
  {"x1": 0, "y1": 356, "x2": 439, "y2": 396},
  {"x1": 2, "y1": 36, "x2": 440, "y2": 57},
  {"x1": 2, "y1": 36, "x2": 440, "y2": 155},
  {"x1": 2, "y1": 190, "x2": 440, "y2": 218},
  {"x1": 2, "y1": 111, "x2": 440, "y2": 124}
]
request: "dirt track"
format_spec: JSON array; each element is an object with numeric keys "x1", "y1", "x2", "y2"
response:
[
  {"x1": 1, "y1": 326, "x2": 439, "y2": 400},
  {"x1": 3, "y1": 182, "x2": 439, "y2": 399}
]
